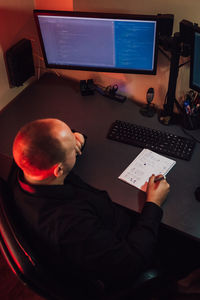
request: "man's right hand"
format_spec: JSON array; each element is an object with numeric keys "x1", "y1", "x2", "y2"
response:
[{"x1": 146, "y1": 174, "x2": 170, "y2": 207}]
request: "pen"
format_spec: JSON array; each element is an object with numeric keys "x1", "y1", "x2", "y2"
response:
[{"x1": 154, "y1": 176, "x2": 166, "y2": 183}]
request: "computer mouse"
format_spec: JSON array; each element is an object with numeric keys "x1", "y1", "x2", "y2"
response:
[{"x1": 195, "y1": 187, "x2": 200, "y2": 202}]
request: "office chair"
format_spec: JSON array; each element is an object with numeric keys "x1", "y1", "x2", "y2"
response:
[{"x1": 0, "y1": 176, "x2": 171, "y2": 300}]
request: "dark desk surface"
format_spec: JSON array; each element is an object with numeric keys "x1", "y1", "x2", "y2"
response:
[{"x1": 0, "y1": 73, "x2": 200, "y2": 240}]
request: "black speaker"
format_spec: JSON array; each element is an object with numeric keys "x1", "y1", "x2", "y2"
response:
[
  {"x1": 5, "y1": 39, "x2": 35, "y2": 87},
  {"x1": 180, "y1": 19, "x2": 194, "y2": 44},
  {"x1": 157, "y1": 14, "x2": 174, "y2": 37}
]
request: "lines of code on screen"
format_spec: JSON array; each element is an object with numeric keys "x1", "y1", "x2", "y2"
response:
[
  {"x1": 114, "y1": 21, "x2": 156, "y2": 70},
  {"x1": 38, "y1": 15, "x2": 156, "y2": 72}
]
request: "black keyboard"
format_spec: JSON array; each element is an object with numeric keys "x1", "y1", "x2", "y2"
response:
[{"x1": 107, "y1": 120, "x2": 196, "y2": 161}]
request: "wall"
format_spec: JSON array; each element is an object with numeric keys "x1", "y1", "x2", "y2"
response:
[
  {"x1": 0, "y1": 0, "x2": 37, "y2": 111},
  {"x1": 34, "y1": 0, "x2": 73, "y2": 10}
]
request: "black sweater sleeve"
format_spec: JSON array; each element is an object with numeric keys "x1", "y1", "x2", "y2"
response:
[{"x1": 127, "y1": 201, "x2": 163, "y2": 264}]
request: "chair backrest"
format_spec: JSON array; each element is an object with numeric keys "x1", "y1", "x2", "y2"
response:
[{"x1": 0, "y1": 177, "x2": 65, "y2": 299}]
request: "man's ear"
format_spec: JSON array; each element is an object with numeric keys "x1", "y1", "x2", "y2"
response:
[{"x1": 53, "y1": 163, "x2": 63, "y2": 178}]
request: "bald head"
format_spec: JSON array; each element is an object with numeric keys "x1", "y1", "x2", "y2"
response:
[{"x1": 13, "y1": 119, "x2": 76, "y2": 180}]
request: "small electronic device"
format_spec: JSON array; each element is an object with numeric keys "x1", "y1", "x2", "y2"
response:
[
  {"x1": 140, "y1": 87, "x2": 156, "y2": 117},
  {"x1": 190, "y1": 25, "x2": 200, "y2": 92},
  {"x1": 5, "y1": 39, "x2": 35, "y2": 87},
  {"x1": 34, "y1": 10, "x2": 158, "y2": 75},
  {"x1": 80, "y1": 79, "x2": 95, "y2": 96},
  {"x1": 146, "y1": 87, "x2": 154, "y2": 104}
]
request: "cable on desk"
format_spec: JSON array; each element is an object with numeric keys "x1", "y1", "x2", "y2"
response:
[{"x1": 181, "y1": 127, "x2": 200, "y2": 143}]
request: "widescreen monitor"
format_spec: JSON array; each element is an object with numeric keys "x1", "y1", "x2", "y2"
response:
[
  {"x1": 190, "y1": 26, "x2": 200, "y2": 92},
  {"x1": 34, "y1": 10, "x2": 158, "y2": 75}
]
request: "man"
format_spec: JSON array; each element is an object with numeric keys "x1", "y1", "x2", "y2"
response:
[{"x1": 10, "y1": 118, "x2": 170, "y2": 290}]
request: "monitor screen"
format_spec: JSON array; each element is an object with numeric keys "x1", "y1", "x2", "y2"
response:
[
  {"x1": 34, "y1": 10, "x2": 158, "y2": 75},
  {"x1": 190, "y1": 26, "x2": 200, "y2": 92}
]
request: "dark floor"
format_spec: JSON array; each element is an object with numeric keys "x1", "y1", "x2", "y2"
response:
[{"x1": 1, "y1": 249, "x2": 200, "y2": 300}]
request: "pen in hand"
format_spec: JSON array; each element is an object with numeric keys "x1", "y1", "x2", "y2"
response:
[{"x1": 154, "y1": 175, "x2": 166, "y2": 183}]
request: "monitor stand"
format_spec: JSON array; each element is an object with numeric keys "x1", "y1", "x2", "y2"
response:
[{"x1": 158, "y1": 33, "x2": 182, "y2": 125}]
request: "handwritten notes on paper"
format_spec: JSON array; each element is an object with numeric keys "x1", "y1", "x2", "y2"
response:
[{"x1": 118, "y1": 149, "x2": 176, "y2": 192}]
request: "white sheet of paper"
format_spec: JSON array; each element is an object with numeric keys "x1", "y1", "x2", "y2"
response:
[{"x1": 118, "y1": 149, "x2": 176, "y2": 192}]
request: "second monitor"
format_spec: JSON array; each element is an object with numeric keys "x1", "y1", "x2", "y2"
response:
[{"x1": 190, "y1": 25, "x2": 200, "y2": 93}]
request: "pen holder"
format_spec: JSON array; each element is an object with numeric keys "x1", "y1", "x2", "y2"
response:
[{"x1": 182, "y1": 112, "x2": 200, "y2": 130}]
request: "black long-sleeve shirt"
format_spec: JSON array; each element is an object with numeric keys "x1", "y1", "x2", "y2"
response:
[{"x1": 9, "y1": 163, "x2": 163, "y2": 288}]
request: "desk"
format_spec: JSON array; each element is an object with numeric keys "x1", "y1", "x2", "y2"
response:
[{"x1": 0, "y1": 73, "x2": 200, "y2": 240}]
